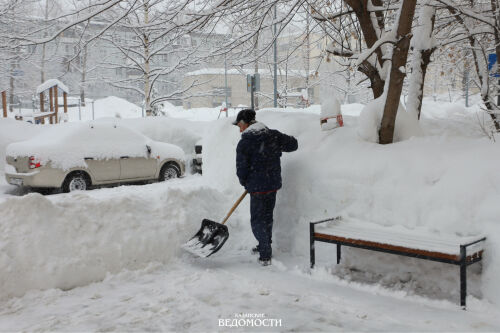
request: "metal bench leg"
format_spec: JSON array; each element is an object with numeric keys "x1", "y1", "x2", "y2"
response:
[
  {"x1": 460, "y1": 245, "x2": 467, "y2": 309},
  {"x1": 337, "y1": 244, "x2": 341, "y2": 264},
  {"x1": 310, "y1": 223, "x2": 315, "y2": 269}
]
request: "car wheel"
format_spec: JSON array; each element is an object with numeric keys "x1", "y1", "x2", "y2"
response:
[
  {"x1": 62, "y1": 172, "x2": 90, "y2": 193},
  {"x1": 159, "y1": 163, "x2": 180, "y2": 181}
]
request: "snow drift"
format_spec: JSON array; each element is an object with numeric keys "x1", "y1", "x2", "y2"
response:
[
  {"x1": 357, "y1": 96, "x2": 423, "y2": 142},
  {"x1": 0, "y1": 180, "x2": 227, "y2": 299},
  {"x1": 202, "y1": 109, "x2": 500, "y2": 304}
]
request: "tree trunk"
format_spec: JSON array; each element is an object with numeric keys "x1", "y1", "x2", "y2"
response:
[
  {"x1": 358, "y1": 61, "x2": 385, "y2": 98},
  {"x1": 80, "y1": 44, "x2": 88, "y2": 107},
  {"x1": 407, "y1": 5, "x2": 436, "y2": 120},
  {"x1": 490, "y1": 0, "x2": 500, "y2": 131},
  {"x1": 9, "y1": 71, "x2": 14, "y2": 113},
  {"x1": 304, "y1": 10, "x2": 310, "y2": 107},
  {"x1": 9, "y1": 50, "x2": 17, "y2": 112},
  {"x1": 379, "y1": 0, "x2": 417, "y2": 144},
  {"x1": 143, "y1": 2, "x2": 152, "y2": 116},
  {"x1": 254, "y1": 32, "x2": 259, "y2": 110},
  {"x1": 448, "y1": 2, "x2": 500, "y2": 132},
  {"x1": 41, "y1": 0, "x2": 49, "y2": 84},
  {"x1": 345, "y1": 0, "x2": 386, "y2": 98}
]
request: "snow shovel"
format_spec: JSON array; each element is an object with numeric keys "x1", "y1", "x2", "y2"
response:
[{"x1": 182, "y1": 190, "x2": 248, "y2": 258}]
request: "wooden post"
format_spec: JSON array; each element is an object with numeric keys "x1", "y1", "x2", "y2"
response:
[
  {"x1": 40, "y1": 92, "x2": 44, "y2": 113},
  {"x1": 2, "y1": 91, "x2": 6, "y2": 118},
  {"x1": 63, "y1": 92, "x2": 68, "y2": 114},
  {"x1": 49, "y1": 87, "x2": 53, "y2": 113},
  {"x1": 54, "y1": 86, "x2": 58, "y2": 124},
  {"x1": 49, "y1": 87, "x2": 53, "y2": 124}
]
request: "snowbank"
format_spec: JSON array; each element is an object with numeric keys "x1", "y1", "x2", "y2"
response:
[
  {"x1": 91, "y1": 96, "x2": 142, "y2": 119},
  {"x1": 118, "y1": 117, "x2": 205, "y2": 155},
  {"x1": 358, "y1": 97, "x2": 423, "y2": 142},
  {"x1": 0, "y1": 180, "x2": 226, "y2": 299},
  {"x1": 320, "y1": 96, "x2": 341, "y2": 131},
  {"x1": 202, "y1": 109, "x2": 500, "y2": 304}
]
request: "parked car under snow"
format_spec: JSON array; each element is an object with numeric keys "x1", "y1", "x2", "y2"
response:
[{"x1": 4, "y1": 123, "x2": 185, "y2": 192}]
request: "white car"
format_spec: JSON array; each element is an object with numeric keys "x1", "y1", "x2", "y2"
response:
[{"x1": 5, "y1": 122, "x2": 185, "y2": 192}]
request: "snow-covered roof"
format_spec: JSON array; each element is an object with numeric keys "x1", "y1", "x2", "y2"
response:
[
  {"x1": 36, "y1": 79, "x2": 69, "y2": 94},
  {"x1": 186, "y1": 68, "x2": 315, "y2": 78}
]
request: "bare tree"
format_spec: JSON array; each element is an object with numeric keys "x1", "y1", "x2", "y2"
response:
[{"x1": 99, "y1": 0, "x2": 207, "y2": 115}]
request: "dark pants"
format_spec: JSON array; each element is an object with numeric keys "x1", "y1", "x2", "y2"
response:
[{"x1": 250, "y1": 191, "x2": 277, "y2": 260}]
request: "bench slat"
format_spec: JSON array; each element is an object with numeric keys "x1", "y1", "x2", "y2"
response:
[
  {"x1": 314, "y1": 232, "x2": 483, "y2": 263},
  {"x1": 315, "y1": 219, "x2": 485, "y2": 256}
]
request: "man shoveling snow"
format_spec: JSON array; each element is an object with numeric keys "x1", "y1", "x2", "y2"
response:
[{"x1": 233, "y1": 109, "x2": 298, "y2": 266}]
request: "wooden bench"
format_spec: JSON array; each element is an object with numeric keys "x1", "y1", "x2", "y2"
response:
[{"x1": 309, "y1": 217, "x2": 486, "y2": 308}]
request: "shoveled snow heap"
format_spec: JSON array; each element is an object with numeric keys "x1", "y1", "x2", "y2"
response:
[
  {"x1": 92, "y1": 96, "x2": 142, "y2": 119},
  {"x1": 358, "y1": 95, "x2": 423, "y2": 142}
]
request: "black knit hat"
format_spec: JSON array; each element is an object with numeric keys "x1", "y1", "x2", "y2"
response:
[{"x1": 232, "y1": 109, "x2": 256, "y2": 125}]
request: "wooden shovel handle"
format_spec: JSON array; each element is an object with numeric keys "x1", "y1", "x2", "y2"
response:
[{"x1": 221, "y1": 190, "x2": 248, "y2": 225}]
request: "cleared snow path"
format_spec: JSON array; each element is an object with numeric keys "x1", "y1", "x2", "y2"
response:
[{"x1": 0, "y1": 254, "x2": 499, "y2": 331}]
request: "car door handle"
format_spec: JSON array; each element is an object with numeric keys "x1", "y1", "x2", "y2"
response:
[
  {"x1": 84, "y1": 157, "x2": 94, "y2": 160},
  {"x1": 120, "y1": 156, "x2": 129, "y2": 159}
]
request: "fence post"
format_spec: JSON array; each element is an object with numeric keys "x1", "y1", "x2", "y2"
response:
[
  {"x1": 54, "y1": 86, "x2": 58, "y2": 124},
  {"x1": 48, "y1": 87, "x2": 53, "y2": 124},
  {"x1": 2, "y1": 91, "x2": 6, "y2": 118},
  {"x1": 40, "y1": 92, "x2": 44, "y2": 113},
  {"x1": 63, "y1": 92, "x2": 68, "y2": 122}
]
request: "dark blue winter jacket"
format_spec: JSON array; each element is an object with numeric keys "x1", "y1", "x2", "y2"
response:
[{"x1": 236, "y1": 122, "x2": 298, "y2": 193}]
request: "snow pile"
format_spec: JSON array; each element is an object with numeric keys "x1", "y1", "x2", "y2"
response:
[
  {"x1": 91, "y1": 96, "x2": 142, "y2": 119},
  {"x1": 320, "y1": 96, "x2": 342, "y2": 131},
  {"x1": 0, "y1": 180, "x2": 227, "y2": 299},
  {"x1": 119, "y1": 117, "x2": 205, "y2": 155},
  {"x1": 163, "y1": 106, "x2": 240, "y2": 121},
  {"x1": 201, "y1": 109, "x2": 500, "y2": 304},
  {"x1": 358, "y1": 96, "x2": 423, "y2": 142},
  {"x1": 421, "y1": 99, "x2": 478, "y2": 120}
]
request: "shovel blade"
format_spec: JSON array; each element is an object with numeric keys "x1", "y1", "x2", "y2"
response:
[{"x1": 182, "y1": 219, "x2": 229, "y2": 258}]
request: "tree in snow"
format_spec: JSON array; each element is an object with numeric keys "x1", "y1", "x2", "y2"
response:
[
  {"x1": 98, "y1": 0, "x2": 218, "y2": 115},
  {"x1": 312, "y1": 0, "x2": 418, "y2": 143},
  {"x1": 433, "y1": 0, "x2": 500, "y2": 132}
]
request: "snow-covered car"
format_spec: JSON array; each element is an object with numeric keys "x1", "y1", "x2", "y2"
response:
[{"x1": 4, "y1": 123, "x2": 185, "y2": 192}]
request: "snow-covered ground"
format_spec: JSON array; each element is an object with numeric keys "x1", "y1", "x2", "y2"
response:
[{"x1": 1, "y1": 96, "x2": 500, "y2": 331}]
